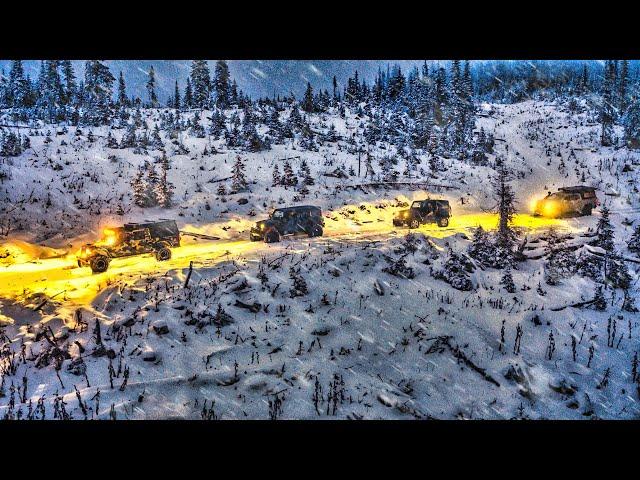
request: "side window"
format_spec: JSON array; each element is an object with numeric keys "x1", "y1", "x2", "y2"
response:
[{"x1": 130, "y1": 229, "x2": 147, "y2": 241}]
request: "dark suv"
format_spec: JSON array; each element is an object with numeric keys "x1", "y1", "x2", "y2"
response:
[
  {"x1": 533, "y1": 186, "x2": 599, "y2": 218},
  {"x1": 250, "y1": 206, "x2": 324, "y2": 243},
  {"x1": 393, "y1": 199, "x2": 451, "y2": 228},
  {"x1": 77, "y1": 220, "x2": 180, "y2": 273}
]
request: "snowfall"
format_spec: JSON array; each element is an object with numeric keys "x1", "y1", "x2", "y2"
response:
[{"x1": 1, "y1": 99, "x2": 639, "y2": 420}]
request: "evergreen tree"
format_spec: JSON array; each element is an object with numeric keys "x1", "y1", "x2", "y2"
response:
[
  {"x1": 190, "y1": 60, "x2": 210, "y2": 109},
  {"x1": 618, "y1": 59, "x2": 629, "y2": 112},
  {"x1": 600, "y1": 60, "x2": 616, "y2": 147},
  {"x1": 131, "y1": 167, "x2": 147, "y2": 207},
  {"x1": 7, "y1": 60, "x2": 32, "y2": 108},
  {"x1": 117, "y1": 71, "x2": 128, "y2": 107},
  {"x1": 60, "y1": 60, "x2": 76, "y2": 106},
  {"x1": 231, "y1": 156, "x2": 248, "y2": 192},
  {"x1": 146, "y1": 65, "x2": 158, "y2": 107},
  {"x1": 628, "y1": 224, "x2": 640, "y2": 253},
  {"x1": 184, "y1": 78, "x2": 193, "y2": 108},
  {"x1": 213, "y1": 60, "x2": 231, "y2": 110},
  {"x1": 493, "y1": 163, "x2": 517, "y2": 247},
  {"x1": 82, "y1": 60, "x2": 115, "y2": 126},
  {"x1": 173, "y1": 80, "x2": 181, "y2": 110},
  {"x1": 302, "y1": 82, "x2": 314, "y2": 113},
  {"x1": 282, "y1": 160, "x2": 297, "y2": 186},
  {"x1": 272, "y1": 163, "x2": 281, "y2": 186},
  {"x1": 622, "y1": 90, "x2": 640, "y2": 149},
  {"x1": 594, "y1": 205, "x2": 614, "y2": 252},
  {"x1": 154, "y1": 154, "x2": 174, "y2": 207}
]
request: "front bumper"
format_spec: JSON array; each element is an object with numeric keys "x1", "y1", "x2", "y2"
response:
[
  {"x1": 250, "y1": 229, "x2": 264, "y2": 241},
  {"x1": 393, "y1": 218, "x2": 407, "y2": 227},
  {"x1": 77, "y1": 257, "x2": 90, "y2": 267}
]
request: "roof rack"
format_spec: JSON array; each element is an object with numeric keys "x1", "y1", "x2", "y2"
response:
[{"x1": 558, "y1": 186, "x2": 596, "y2": 192}]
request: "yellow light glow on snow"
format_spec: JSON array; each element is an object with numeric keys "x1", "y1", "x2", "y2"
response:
[{"x1": 0, "y1": 200, "x2": 571, "y2": 311}]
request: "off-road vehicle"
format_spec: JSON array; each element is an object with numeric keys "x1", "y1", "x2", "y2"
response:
[
  {"x1": 250, "y1": 206, "x2": 324, "y2": 243},
  {"x1": 533, "y1": 186, "x2": 599, "y2": 218},
  {"x1": 393, "y1": 199, "x2": 451, "y2": 228},
  {"x1": 77, "y1": 220, "x2": 180, "y2": 273}
]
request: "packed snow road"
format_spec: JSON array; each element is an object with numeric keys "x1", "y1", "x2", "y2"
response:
[{"x1": 0, "y1": 212, "x2": 571, "y2": 313}]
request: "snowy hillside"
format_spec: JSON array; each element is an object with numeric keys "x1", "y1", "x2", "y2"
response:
[
  {"x1": 1, "y1": 56, "x2": 640, "y2": 420},
  {"x1": 0, "y1": 97, "x2": 639, "y2": 420}
]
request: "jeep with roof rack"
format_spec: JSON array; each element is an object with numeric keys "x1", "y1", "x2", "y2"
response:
[
  {"x1": 532, "y1": 186, "x2": 600, "y2": 218},
  {"x1": 250, "y1": 205, "x2": 324, "y2": 243},
  {"x1": 77, "y1": 219, "x2": 180, "y2": 273}
]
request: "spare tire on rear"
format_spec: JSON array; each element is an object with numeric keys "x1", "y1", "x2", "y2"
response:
[{"x1": 90, "y1": 256, "x2": 109, "y2": 273}]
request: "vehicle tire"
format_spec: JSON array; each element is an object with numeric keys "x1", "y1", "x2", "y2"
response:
[
  {"x1": 264, "y1": 229, "x2": 280, "y2": 243},
  {"x1": 437, "y1": 217, "x2": 449, "y2": 227},
  {"x1": 155, "y1": 246, "x2": 172, "y2": 261},
  {"x1": 409, "y1": 219, "x2": 420, "y2": 229},
  {"x1": 90, "y1": 256, "x2": 109, "y2": 274},
  {"x1": 582, "y1": 205, "x2": 592, "y2": 216},
  {"x1": 308, "y1": 224, "x2": 323, "y2": 237}
]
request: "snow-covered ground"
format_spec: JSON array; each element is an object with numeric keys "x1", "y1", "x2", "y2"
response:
[{"x1": 1, "y1": 100, "x2": 639, "y2": 419}]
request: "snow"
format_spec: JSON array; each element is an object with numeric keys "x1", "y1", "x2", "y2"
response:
[{"x1": 1, "y1": 99, "x2": 639, "y2": 419}]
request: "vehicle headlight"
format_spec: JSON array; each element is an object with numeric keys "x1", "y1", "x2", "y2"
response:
[
  {"x1": 543, "y1": 202, "x2": 557, "y2": 217},
  {"x1": 260, "y1": 224, "x2": 265, "y2": 230}
]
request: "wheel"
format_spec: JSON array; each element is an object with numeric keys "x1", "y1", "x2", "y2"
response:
[
  {"x1": 437, "y1": 217, "x2": 449, "y2": 227},
  {"x1": 308, "y1": 224, "x2": 323, "y2": 237},
  {"x1": 90, "y1": 256, "x2": 109, "y2": 273},
  {"x1": 155, "y1": 246, "x2": 172, "y2": 261},
  {"x1": 264, "y1": 229, "x2": 281, "y2": 243},
  {"x1": 581, "y1": 205, "x2": 592, "y2": 216},
  {"x1": 409, "y1": 219, "x2": 420, "y2": 229}
]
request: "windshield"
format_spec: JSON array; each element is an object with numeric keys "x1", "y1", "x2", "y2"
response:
[
  {"x1": 411, "y1": 201, "x2": 423, "y2": 209},
  {"x1": 272, "y1": 210, "x2": 284, "y2": 219}
]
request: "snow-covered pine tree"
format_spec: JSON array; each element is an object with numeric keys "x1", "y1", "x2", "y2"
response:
[
  {"x1": 153, "y1": 154, "x2": 174, "y2": 208},
  {"x1": 131, "y1": 167, "x2": 147, "y2": 208},
  {"x1": 190, "y1": 60, "x2": 211, "y2": 109},
  {"x1": 600, "y1": 60, "x2": 616, "y2": 147},
  {"x1": 213, "y1": 60, "x2": 231, "y2": 110},
  {"x1": 272, "y1": 163, "x2": 281, "y2": 186},
  {"x1": 120, "y1": 122, "x2": 137, "y2": 149},
  {"x1": 231, "y1": 156, "x2": 248, "y2": 192},
  {"x1": 302, "y1": 82, "x2": 314, "y2": 113},
  {"x1": 628, "y1": 224, "x2": 640, "y2": 253},
  {"x1": 146, "y1": 65, "x2": 158, "y2": 108},
  {"x1": 493, "y1": 162, "x2": 517, "y2": 249},
  {"x1": 282, "y1": 160, "x2": 297, "y2": 187}
]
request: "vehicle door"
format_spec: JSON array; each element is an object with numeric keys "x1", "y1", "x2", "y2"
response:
[
  {"x1": 283, "y1": 211, "x2": 298, "y2": 234},
  {"x1": 128, "y1": 228, "x2": 152, "y2": 254},
  {"x1": 565, "y1": 193, "x2": 581, "y2": 213},
  {"x1": 421, "y1": 201, "x2": 435, "y2": 222}
]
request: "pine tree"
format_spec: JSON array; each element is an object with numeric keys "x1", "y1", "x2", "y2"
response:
[
  {"x1": 117, "y1": 71, "x2": 128, "y2": 107},
  {"x1": 173, "y1": 80, "x2": 181, "y2": 110},
  {"x1": 282, "y1": 160, "x2": 297, "y2": 186},
  {"x1": 213, "y1": 60, "x2": 231, "y2": 110},
  {"x1": 60, "y1": 60, "x2": 76, "y2": 106},
  {"x1": 131, "y1": 167, "x2": 147, "y2": 208},
  {"x1": 623, "y1": 91, "x2": 640, "y2": 149},
  {"x1": 190, "y1": 60, "x2": 211, "y2": 109},
  {"x1": 231, "y1": 156, "x2": 248, "y2": 192},
  {"x1": 272, "y1": 163, "x2": 281, "y2": 186},
  {"x1": 500, "y1": 266, "x2": 516, "y2": 293},
  {"x1": 618, "y1": 59, "x2": 629, "y2": 112},
  {"x1": 302, "y1": 82, "x2": 314, "y2": 113},
  {"x1": 83, "y1": 60, "x2": 115, "y2": 126},
  {"x1": 493, "y1": 163, "x2": 517, "y2": 247},
  {"x1": 601, "y1": 60, "x2": 616, "y2": 147},
  {"x1": 184, "y1": 78, "x2": 193, "y2": 108},
  {"x1": 146, "y1": 65, "x2": 158, "y2": 108},
  {"x1": 628, "y1": 224, "x2": 640, "y2": 253},
  {"x1": 594, "y1": 205, "x2": 614, "y2": 252},
  {"x1": 153, "y1": 154, "x2": 174, "y2": 208}
]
